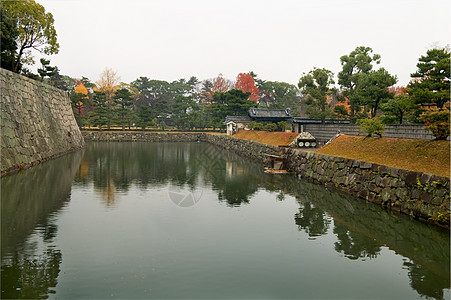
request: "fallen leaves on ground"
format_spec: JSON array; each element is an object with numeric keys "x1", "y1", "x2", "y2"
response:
[
  {"x1": 233, "y1": 130, "x2": 297, "y2": 147},
  {"x1": 315, "y1": 135, "x2": 450, "y2": 178}
]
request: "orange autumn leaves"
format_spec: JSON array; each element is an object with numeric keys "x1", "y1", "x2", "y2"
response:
[
  {"x1": 235, "y1": 73, "x2": 259, "y2": 102},
  {"x1": 211, "y1": 72, "x2": 260, "y2": 102}
]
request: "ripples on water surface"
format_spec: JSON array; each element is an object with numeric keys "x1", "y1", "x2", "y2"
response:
[{"x1": 1, "y1": 142, "x2": 449, "y2": 299}]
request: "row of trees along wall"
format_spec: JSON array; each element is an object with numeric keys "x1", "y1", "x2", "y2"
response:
[
  {"x1": 2, "y1": 0, "x2": 449, "y2": 134},
  {"x1": 1, "y1": 69, "x2": 84, "y2": 176}
]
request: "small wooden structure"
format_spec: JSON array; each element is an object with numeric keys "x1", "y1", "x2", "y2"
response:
[{"x1": 263, "y1": 154, "x2": 288, "y2": 174}]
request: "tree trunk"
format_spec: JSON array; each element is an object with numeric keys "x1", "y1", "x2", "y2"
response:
[
  {"x1": 350, "y1": 104, "x2": 356, "y2": 124},
  {"x1": 371, "y1": 107, "x2": 376, "y2": 118}
]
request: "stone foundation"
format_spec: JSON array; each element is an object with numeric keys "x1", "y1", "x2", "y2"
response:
[
  {"x1": 1, "y1": 69, "x2": 84, "y2": 176},
  {"x1": 205, "y1": 133, "x2": 450, "y2": 228},
  {"x1": 82, "y1": 131, "x2": 204, "y2": 143}
]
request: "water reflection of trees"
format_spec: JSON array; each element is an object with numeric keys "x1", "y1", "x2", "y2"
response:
[
  {"x1": 74, "y1": 142, "x2": 449, "y2": 299},
  {"x1": 280, "y1": 179, "x2": 450, "y2": 300},
  {"x1": 76, "y1": 142, "x2": 262, "y2": 207},
  {"x1": 404, "y1": 260, "x2": 450, "y2": 300},
  {"x1": 2, "y1": 246, "x2": 62, "y2": 299},
  {"x1": 291, "y1": 182, "x2": 381, "y2": 258},
  {"x1": 1, "y1": 151, "x2": 82, "y2": 299},
  {"x1": 333, "y1": 224, "x2": 381, "y2": 260},
  {"x1": 294, "y1": 202, "x2": 331, "y2": 238},
  {"x1": 205, "y1": 149, "x2": 260, "y2": 206}
]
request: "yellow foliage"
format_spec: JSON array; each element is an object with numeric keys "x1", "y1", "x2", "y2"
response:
[
  {"x1": 75, "y1": 83, "x2": 89, "y2": 97},
  {"x1": 96, "y1": 67, "x2": 121, "y2": 102}
]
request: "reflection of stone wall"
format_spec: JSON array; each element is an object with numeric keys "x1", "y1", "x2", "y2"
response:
[
  {"x1": 1, "y1": 149, "x2": 83, "y2": 256},
  {"x1": 82, "y1": 132, "x2": 280, "y2": 163},
  {"x1": 283, "y1": 148, "x2": 450, "y2": 227},
  {"x1": 289, "y1": 180, "x2": 450, "y2": 299},
  {"x1": 0, "y1": 69, "x2": 84, "y2": 176},
  {"x1": 82, "y1": 131, "x2": 280, "y2": 163}
]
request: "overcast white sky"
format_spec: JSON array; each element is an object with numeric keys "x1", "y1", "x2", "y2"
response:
[{"x1": 36, "y1": 0, "x2": 450, "y2": 87}]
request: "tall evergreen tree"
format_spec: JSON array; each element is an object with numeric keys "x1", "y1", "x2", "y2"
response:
[
  {"x1": 113, "y1": 88, "x2": 134, "y2": 130},
  {"x1": 408, "y1": 47, "x2": 450, "y2": 108},
  {"x1": 338, "y1": 46, "x2": 381, "y2": 122},
  {"x1": 357, "y1": 68, "x2": 397, "y2": 118},
  {"x1": 298, "y1": 68, "x2": 336, "y2": 124}
]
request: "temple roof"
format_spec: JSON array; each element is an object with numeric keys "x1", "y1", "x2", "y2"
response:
[
  {"x1": 248, "y1": 108, "x2": 292, "y2": 119},
  {"x1": 225, "y1": 115, "x2": 252, "y2": 124}
]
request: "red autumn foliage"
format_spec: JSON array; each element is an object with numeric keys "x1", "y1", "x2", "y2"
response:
[
  {"x1": 212, "y1": 73, "x2": 229, "y2": 93},
  {"x1": 389, "y1": 86, "x2": 408, "y2": 96},
  {"x1": 234, "y1": 73, "x2": 259, "y2": 102}
]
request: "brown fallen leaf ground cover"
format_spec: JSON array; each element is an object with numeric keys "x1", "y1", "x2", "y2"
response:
[
  {"x1": 233, "y1": 130, "x2": 297, "y2": 147},
  {"x1": 316, "y1": 135, "x2": 450, "y2": 178}
]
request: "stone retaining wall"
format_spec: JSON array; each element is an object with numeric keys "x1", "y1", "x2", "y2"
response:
[
  {"x1": 79, "y1": 131, "x2": 450, "y2": 227},
  {"x1": 1, "y1": 69, "x2": 84, "y2": 176},
  {"x1": 283, "y1": 148, "x2": 450, "y2": 227},
  {"x1": 205, "y1": 133, "x2": 449, "y2": 227},
  {"x1": 82, "y1": 131, "x2": 204, "y2": 142},
  {"x1": 203, "y1": 133, "x2": 280, "y2": 163}
]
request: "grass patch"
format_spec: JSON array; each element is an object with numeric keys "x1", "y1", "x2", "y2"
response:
[
  {"x1": 233, "y1": 130, "x2": 297, "y2": 147},
  {"x1": 316, "y1": 135, "x2": 450, "y2": 178}
]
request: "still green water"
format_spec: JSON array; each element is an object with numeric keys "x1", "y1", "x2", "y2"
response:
[{"x1": 1, "y1": 142, "x2": 449, "y2": 299}]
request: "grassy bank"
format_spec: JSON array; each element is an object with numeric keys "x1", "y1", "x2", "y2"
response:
[
  {"x1": 233, "y1": 130, "x2": 297, "y2": 146},
  {"x1": 316, "y1": 135, "x2": 450, "y2": 178}
]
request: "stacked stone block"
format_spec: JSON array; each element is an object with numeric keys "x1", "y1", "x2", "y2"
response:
[
  {"x1": 204, "y1": 133, "x2": 280, "y2": 163},
  {"x1": 1, "y1": 69, "x2": 84, "y2": 176},
  {"x1": 82, "y1": 131, "x2": 203, "y2": 143},
  {"x1": 283, "y1": 148, "x2": 450, "y2": 226}
]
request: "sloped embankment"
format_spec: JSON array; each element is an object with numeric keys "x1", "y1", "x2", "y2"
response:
[
  {"x1": 315, "y1": 135, "x2": 450, "y2": 178},
  {"x1": 232, "y1": 130, "x2": 298, "y2": 146}
]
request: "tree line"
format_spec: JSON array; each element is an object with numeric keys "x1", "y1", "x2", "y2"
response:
[
  {"x1": 1, "y1": 0, "x2": 450, "y2": 138},
  {"x1": 297, "y1": 46, "x2": 449, "y2": 139}
]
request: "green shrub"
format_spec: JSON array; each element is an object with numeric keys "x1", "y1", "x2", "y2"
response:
[
  {"x1": 277, "y1": 121, "x2": 289, "y2": 131},
  {"x1": 248, "y1": 121, "x2": 264, "y2": 130},
  {"x1": 421, "y1": 109, "x2": 450, "y2": 140},
  {"x1": 430, "y1": 211, "x2": 450, "y2": 226},
  {"x1": 333, "y1": 105, "x2": 349, "y2": 119},
  {"x1": 159, "y1": 120, "x2": 167, "y2": 131},
  {"x1": 264, "y1": 123, "x2": 278, "y2": 132},
  {"x1": 357, "y1": 117, "x2": 385, "y2": 137}
]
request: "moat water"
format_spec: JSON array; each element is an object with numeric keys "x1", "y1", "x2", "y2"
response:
[{"x1": 1, "y1": 142, "x2": 449, "y2": 299}]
